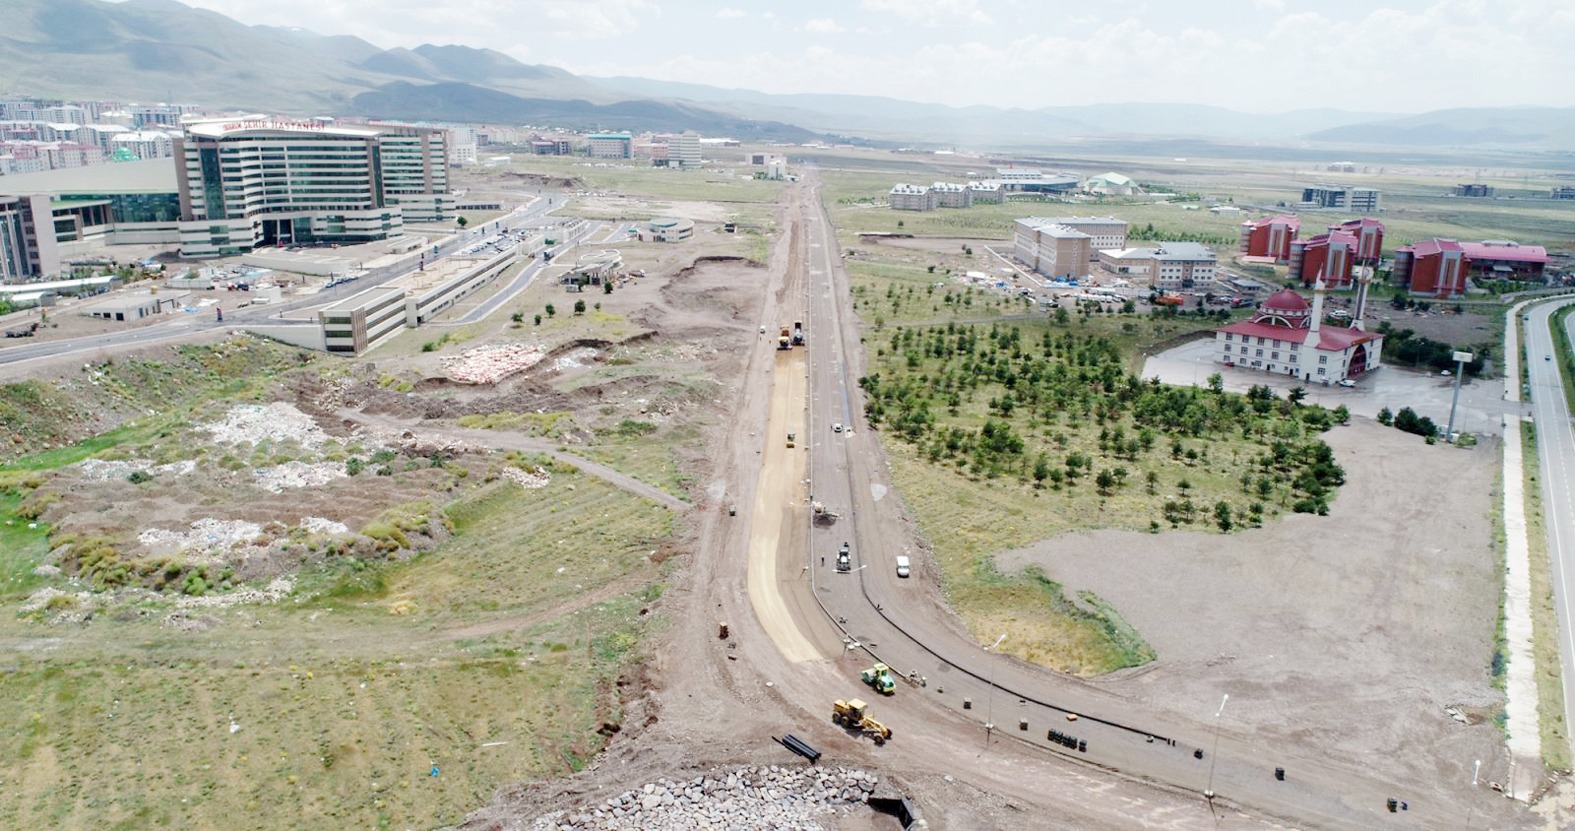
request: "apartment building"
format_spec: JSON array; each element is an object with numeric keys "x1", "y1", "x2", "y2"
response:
[
  {"x1": 967, "y1": 181, "x2": 1005, "y2": 204},
  {"x1": 1147, "y1": 242, "x2": 1217, "y2": 290},
  {"x1": 1392, "y1": 239, "x2": 1468, "y2": 298},
  {"x1": 175, "y1": 119, "x2": 451, "y2": 257},
  {"x1": 1013, "y1": 218, "x2": 1093, "y2": 279},
  {"x1": 1301, "y1": 184, "x2": 1380, "y2": 213},
  {"x1": 931, "y1": 182, "x2": 971, "y2": 208},
  {"x1": 889, "y1": 184, "x2": 936, "y2": 211},
  {"x1": 1288, "y1": 231, "x2": 1357, "y2": 288},
  {"x1": 587, "y1": 133, "x2": 633, "y2": 158}
]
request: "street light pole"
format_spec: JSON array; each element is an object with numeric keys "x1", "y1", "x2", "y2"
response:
[
  {"x1": 984, "y1": 633, "x2": 1006, "y2": 746},
  {"x1": 1204, "y1": 693, "x2": 1229, "y2": 801},
  {"x1": 1445, "y1": 350, "x2": 1473, "y2": 441}
]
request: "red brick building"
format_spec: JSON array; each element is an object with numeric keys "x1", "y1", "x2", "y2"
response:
[
  {"x1": 1238, "y1": 214, "x2": 1300, "y2": 263},
  {"x1": 1393, "y1": 238, "x2": 1468, "y2": 298},
  {"x1": 1459, "y1": 240, "x2": 1548, "y2": 281},
  {"x1": 1288, "y1": 230, "x2": 1358, "y2": 288},
  {"x1": 1330, "y1": 217, "x2": 1384, "y2": 263}
]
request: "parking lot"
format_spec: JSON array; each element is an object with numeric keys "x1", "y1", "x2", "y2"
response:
[{"x1": 1143, "y1": 337, "x2": 1517, "y2": 437}]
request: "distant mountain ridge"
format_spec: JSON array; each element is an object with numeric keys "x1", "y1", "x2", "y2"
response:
[{"x1": 0, "y1": 0, "x2": 1568, "y2": 149}]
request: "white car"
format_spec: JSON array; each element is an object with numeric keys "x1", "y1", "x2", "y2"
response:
[
  {"x1": 832, "y1": 422, "x2": 844, "y2": 433},
  {"x1": 1337, "y1": 379, "x2": 1355, "y2": 388}
]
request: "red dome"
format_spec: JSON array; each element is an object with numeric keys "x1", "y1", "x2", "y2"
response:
[{"x1": 1262, "y1": 288, "x2": 1309, "y2": 312}]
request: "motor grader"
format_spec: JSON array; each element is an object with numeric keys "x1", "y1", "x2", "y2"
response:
[{"x1": 832, "y1": 698, "x2": 892, "y2": 745}]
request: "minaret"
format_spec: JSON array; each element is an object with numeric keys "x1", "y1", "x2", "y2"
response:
[
  {"x1": 1308, "y1": 275, "x2": 1326, "y2": 340},
  {"x1": 1351, "y1": 265, "x2": 1372, "y2": 331}
]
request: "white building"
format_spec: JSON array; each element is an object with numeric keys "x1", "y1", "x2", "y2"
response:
[
  {"x1": 889, "y1": 183, "x2": 936, "y2": 211},
  {"x1": 931, "y1": 181, "x2": 971, "y2": 208},
  {"x1": 669, "y1": 131, "x2": 702, "y2": 169}
]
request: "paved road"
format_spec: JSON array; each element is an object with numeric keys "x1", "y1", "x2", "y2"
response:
[
  {"x1": 785, "y1": 168, "x2": 1518, "y2": 829},
  {"x1": 1525, "y1": 298, "x2": 1575, "y2": 754},
  {"x1": 445, "y1": 220, "x2": 603, "y2": 326}
]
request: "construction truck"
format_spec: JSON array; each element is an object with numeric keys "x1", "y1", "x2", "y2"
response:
[
  {"x1": 786, "y1": 432, "x2": 796, "y2": 448},
  {"x1": 860, "y1": 663, "x2": 896, "y2": 695},
  {"x1": 792, "y1": 320, "x2": 804, "y2": 345},
  {"x1": 778, "y1": 326, "x2": 792, "y2": 350},
  {"x1": 832, "y1": 698, "x2": 892, "y2": 745},
  {"x1": 836, "y1": 541, "x2": 851, "y2": 572}
]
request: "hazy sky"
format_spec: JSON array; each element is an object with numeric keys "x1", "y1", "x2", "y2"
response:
[{"x1": 131, "y1": 0, "x2": 1571, "y2": 112}]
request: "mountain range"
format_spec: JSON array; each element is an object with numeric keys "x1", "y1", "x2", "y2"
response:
[{"x1": 2, "y1": 0, "x2": 1571, "y2": 150}]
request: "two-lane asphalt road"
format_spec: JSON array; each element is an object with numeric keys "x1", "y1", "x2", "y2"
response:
[
  {"x1": 1524, "y1": 298, "x2": 1575, "y2": 751},
  {"x1": 789, "y1": 168, "x2": 1519, "y2": 829}
]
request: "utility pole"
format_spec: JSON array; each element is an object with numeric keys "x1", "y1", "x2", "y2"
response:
[
  {"x1": 1205, "y1": 693, "x2": 1229, "y2": 801},
  {"x1": 1445, "y1": 351, "x2": 1474, "y2": 441},
  {"x1": 984, "y1": 633, "x2": 1006, "y2": 746}
]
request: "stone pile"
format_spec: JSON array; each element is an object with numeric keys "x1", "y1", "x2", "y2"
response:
[
  {"x1": 443, "y1": 343, "x2": 547, "y2": 384},
  {"x1": 205, "y1": 402, "x2": 331, "y2": 450},
  {"x1": 253, "y1": 460, "x2": 347, "y2": 492},
  {"x1": 530, "y1": 766, "x2": 878, "y2": 831}
]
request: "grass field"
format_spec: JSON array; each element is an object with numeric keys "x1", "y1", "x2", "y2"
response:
[
  {"x1": 478, "y1": 156, "x2": 787, "y2": 206},
  {"x1": 1521, "y1": 424, "x2": 1571, "y2": 770},
  {"x1": 0, "y1": 332, "x2": 682, "y2": 830}
]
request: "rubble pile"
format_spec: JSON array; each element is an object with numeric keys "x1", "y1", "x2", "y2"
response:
[
  {"x1": 206, "y1": 402, "x2": 332, "y2": 449},
  {"x1": 138, "y1": 518, "x2": 264, "y2": 557},
  {"x1": 253, "y1": 460, "x2": 347, "y2": 493},
  {"x1": 501, "y1": 465, "x2": 551, "y2": 489},
  {"x1": 529, "y1": 766, "x2": 879, "y2": 831},
  {"x1": 173, "y1": 576, "x2": 294, "y2": 610},
  {"x1": 77, "y1": 459, "x2": 197, "y2": 481},
  {"x1": 443, "y1": 343, "x2": 547, "y2": 384}
]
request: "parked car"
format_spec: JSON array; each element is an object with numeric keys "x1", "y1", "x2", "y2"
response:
[
  {"x1": 1337, "y1": 379, "x2": 1355, "y2": 388},
  {"x1": 833, "y1": 422, "x2": 844, "y2": 433}
]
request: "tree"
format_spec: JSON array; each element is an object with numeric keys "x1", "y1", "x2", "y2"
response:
[
  {"x1": 1287, "y1": 386, "x2": 1308, "y2": 406},
  {"x1": 1095, "y1": 469, "x2": 1117, "y2": 495},
  {"x1": 603, "y1": 280, "x2": 614, "y2": 294},
  {"x1": 1206, "y1": 373, "x2": 1224, "y2": 394},
  {"x1": 510, "y1": 312, "x2": 524, "y2": 323},
  {"x1": 456, "y1": 216, "x2": 469, "y2": 229},
  {"x1": 1032, "y1": 456, "x2": 1052, "y2": 488},
  {"x1": 545, "y1": 303, "x2": 556, "y2": 318},
  {"x1": 574, "y1": 299, "x2": 587, "y2": 315},
  {"x1": 1377, "y1": 406, "x2": 1393, "y2": 426},
  {"x1": 534, "y1": 314, "x2": 542, "y2": 326},
  {"x1": 1214, "y1": 501, "x2": 1233, "y2": 532}
]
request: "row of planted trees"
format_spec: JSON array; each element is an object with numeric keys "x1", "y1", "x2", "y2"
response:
[{"x1": 860, "y1": 319, "x2": 1348, "y2": 526}]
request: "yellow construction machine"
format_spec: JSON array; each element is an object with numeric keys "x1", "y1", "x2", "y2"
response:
[{"x1": 832, "y1": 698, "x2": 892, "y2": 745}]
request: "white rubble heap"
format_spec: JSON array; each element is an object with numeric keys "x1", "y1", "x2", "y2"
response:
[
  {"x1": 205, "y1": 402, "x2": 333, "y2": 450},
  {"x1": 253, "y1": 460, "x2": 347, "y2": 493},
  {"x1": 300, "y1": 516, "x2": 350, "y2": 536},
  {"x1": 501, "y1": 465, "x2": 551, "y2": 489},
  {"x1": 138, "y1": 518, "x2": 263, "y2": 558},
  {"x1": 529, "y1": 766, "x2": 881, "y2": 831},
  {"x1": 77, "y1": 458, "x2": 197, "y2": 481},
  {"x1": 443, "y1": 343, "x2": 547, "y2": 384},
  {"x1": 173, "y1": 576, "x2": 293, "y2": 610}
]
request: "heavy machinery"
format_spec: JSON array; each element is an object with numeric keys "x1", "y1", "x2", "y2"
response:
[
  {"x1": 832, "y1": 698, "x2": 892, "y2": 745},
  {"x1": 792, "y1": 320, "x2": 804, "y2": 345},
  {"x1": 778, "y1": 326, "x2": 792, "y2": 350},
  {"x1": 786, "y1": 432, "x2": 796, "y2": 448},
  {"x1": 860, "y1": 663, "x2": 896, "y2": 695}
]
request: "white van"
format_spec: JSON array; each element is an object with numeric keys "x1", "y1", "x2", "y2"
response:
[{"x1": 895, "y1": 556, "x2": 911, "y2": 578}]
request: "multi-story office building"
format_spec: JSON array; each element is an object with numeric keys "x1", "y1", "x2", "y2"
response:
[
  {"x1": 174, "y1": 119, "x2": 451, "y2": 257},
  {"x1": 668, "y1": 131, "x2": 702, "y2": 169},
  {"x1": 0, "y1": 194, "x2": 60, "y2": 280},
  {"x1": 1301, "y1": 184, "x2": 1380, "y2": 213}
]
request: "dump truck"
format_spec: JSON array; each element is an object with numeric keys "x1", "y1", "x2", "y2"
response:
[
  {"x1": 792, "y1": 320, "x2": 804, "y2": 345},
  {"x1": 860, "y1": 663, "x2": 896, "y2": 695},
  {"x1": 787, "y1": 432, "x2": 796, "y2": 448},
  {"x1": 832, "y1": 698, "x2": 891, "y2": 745},
  {"x1": 778, "y1": 326, "x2": 792, "y2": 350},
  {"x1": 836, "y1": 541, "x2": 851, "y2": 572}
]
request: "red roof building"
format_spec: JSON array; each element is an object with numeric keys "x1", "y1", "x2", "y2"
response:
[
  {"x1": 1212, "y1": 287, "x2": 1383, "y2": 382},
  {"x1": 1393, "y1": 238, "x2": 1469, "y2": 298},
  {"x1": 1238, "y1": 214, "x2": 1300, "y2": 263},
  {"x1": 1459, "y1": 240, "x2": 1548, "y2": 281},
  {"x1": 1330, "y1": 217, "x2": 1385, "y2": 262},
  {"x1": 1288, "y1": 230, "x2": 1358, "y2": 288}
]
